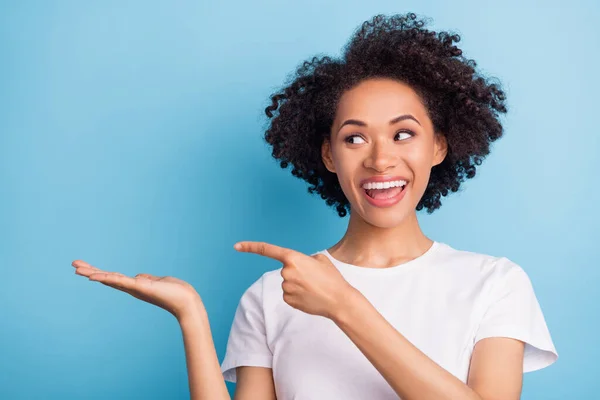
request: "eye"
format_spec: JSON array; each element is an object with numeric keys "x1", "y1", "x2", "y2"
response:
[
  {"x1": 395, "y1": 130, "x2": 414, "y2": 141},
  {"x1": 345, "y1": 135, "x2": 366, "y2": 144}
]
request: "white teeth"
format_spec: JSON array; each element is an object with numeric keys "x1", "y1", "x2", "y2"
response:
[{"x1": 362, "y1": 180, "x2": 407, "y2": 190}]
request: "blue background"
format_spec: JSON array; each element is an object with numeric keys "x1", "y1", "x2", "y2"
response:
[{"x1": 1, "y1": 1, "x2": 597, "y2": 398}]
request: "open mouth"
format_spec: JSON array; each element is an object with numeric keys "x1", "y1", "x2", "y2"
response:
[
  {"x1": 360, "y1": 178, "x2": 408, "y2": 207},
  {"x1": 362, "y1": 180, "x2": 407, "y2": 200}
]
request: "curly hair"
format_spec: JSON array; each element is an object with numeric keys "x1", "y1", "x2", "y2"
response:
[{"x1": 264, "y1": 12, "x2": 507, "y2": 217}]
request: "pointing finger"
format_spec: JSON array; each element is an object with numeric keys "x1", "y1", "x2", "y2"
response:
[{"x1": 234, "y1": 241, "x2": 297, "y2": 263}]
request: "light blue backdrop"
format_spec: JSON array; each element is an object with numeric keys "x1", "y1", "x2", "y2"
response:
[{"x1": 1, "y1": 1, "x2": 596, "y2": 399}]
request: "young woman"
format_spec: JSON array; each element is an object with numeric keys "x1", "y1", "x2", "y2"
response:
[{"x1": 72, "y1": 13, "x2": 558, "y2": 400}]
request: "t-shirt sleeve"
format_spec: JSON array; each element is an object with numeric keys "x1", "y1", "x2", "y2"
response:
[
  {"x1": 220, "y1": 274, "x2": 273, "y2": 383},
  {"x1": 473, "y1": 257, "x2": 558, "y2": 373}
]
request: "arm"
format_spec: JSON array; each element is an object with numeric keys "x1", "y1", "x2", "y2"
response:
[
  {"x1": 72, "y1": 261, "x2": 234, "y2": 399},
  {"x1": 331, "y1": 288, "x2": 525, "y2": 400},
  {"x1": 234, "y1": 367, "x2": 277, "y2": 400},
  {"x1": 179, "y1": 301, "x2": 278, "y2": 400},
  {"x1": 178, "y1": 299, "x2": 231, "y2": 400},
  {"x1": 467, "y1": 337, "x2": 524, "y2": 399}
]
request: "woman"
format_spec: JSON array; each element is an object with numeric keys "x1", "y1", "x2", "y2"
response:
[{"x1": 73, "y1": 13, "x2": 558, "y2": 399}]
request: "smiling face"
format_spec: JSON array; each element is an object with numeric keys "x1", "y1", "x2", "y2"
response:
[{"x1": 322, "y1": 78, "x2": 448, "y2": 228}]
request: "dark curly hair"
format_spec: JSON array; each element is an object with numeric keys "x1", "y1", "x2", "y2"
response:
[{"x1": 264, "y1": 12, "x2": 507, "y2": 217}]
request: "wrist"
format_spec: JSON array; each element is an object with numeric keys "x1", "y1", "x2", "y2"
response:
[
  {"x1": 177, "y1": 295, "x2": 208, "y2": 325},
  {"x1": 330, "y1": 285, "x2": 363, "y2": 324}
]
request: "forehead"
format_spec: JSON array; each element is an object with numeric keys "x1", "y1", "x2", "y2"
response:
[{"x1": 334, "y1": 78, "x2": 430, "y2": 127}]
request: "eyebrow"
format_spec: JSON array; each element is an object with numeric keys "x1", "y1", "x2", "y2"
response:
[{"x1": 337, "y1": 114, "x2": 421, "y2": 133}]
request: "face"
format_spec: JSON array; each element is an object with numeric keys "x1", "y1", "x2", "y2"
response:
[{"x1": 322, "y1": 78, "x2": 447, "y2": 228}]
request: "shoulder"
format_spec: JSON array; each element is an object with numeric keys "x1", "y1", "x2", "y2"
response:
[
  {"x1": 430, "y1": 242, "x2": 533, "y2": 299},
  {"x1": 239, "y1": 268, "x2": 284, "y2": 302},
  {"x1": 434, "y1": 241, "x2": 524, "y2": 276}
]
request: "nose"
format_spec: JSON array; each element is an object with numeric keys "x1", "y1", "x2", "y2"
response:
[{"x1": 363, "y1": 141, "x2": 398, "y2": 172}]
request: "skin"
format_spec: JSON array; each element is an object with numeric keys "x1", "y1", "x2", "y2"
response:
[
  {"x1": 72, "y1": 77, "x2": 525, "y2": 400},
  {"x1": 321, "y1": 77, "x2": 447, "y2": 265}
]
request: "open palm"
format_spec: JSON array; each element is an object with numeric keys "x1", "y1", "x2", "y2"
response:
[{"x1": 72, "y1": 260, "x2": 202, "y2": 320}]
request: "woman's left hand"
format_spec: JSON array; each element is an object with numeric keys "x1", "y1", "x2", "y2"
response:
[{"x1": 234, "y1": 241, "x2": 356, "y2": 320}]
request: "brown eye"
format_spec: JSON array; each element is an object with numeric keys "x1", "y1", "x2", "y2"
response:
[
  {"x1": 395, "y1": 131, "x2": 414, "y2": 141},
  {"x1": 345, "y1": 135, "x2": 366, "y2": 144}
]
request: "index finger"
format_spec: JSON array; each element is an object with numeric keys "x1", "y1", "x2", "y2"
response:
[{"x1": 234, "y1": 241, "x2": 297, "y2": 262}]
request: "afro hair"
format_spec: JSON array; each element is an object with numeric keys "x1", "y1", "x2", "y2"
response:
[{"x1": 264, "y1": 12, "x2": 507, "y2": 217}]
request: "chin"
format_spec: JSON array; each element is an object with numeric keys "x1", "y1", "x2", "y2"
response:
[
  {"x1": 353, "y1": 206, "x2": 412, "y2": 229},
  {"x1": 347, "y1": 185, "x2": 417, "y2": 228}
]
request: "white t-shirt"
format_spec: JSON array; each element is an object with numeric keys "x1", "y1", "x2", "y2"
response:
[{"x1": 220, "y1": 241, "x2": 558, "y2": 399}]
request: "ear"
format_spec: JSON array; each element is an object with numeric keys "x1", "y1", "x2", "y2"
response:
[
  {"x1": 321, "y1": 139, "x2": 336, "y2": 173},
  {"x1": 432, "y1": 133, "x2": 448, "y2": 167}
]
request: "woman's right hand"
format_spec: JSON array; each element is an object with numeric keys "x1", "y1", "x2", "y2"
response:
[{"x1": 72, "y1": 259, "x2": 205, "y2": 321}]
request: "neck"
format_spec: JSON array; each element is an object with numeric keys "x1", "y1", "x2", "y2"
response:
[{"x1": 327, "y1": 209, "x2": 433, "y2": 269}]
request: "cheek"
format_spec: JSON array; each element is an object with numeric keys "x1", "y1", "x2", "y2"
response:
[
  {"x1": 336, "y1": 161, "x2": 359, "y2": 190},
  {"x1": 331, "y1": 146, "x2": 355, "y2": 174},
  {"x1": 331, "y1": 149, "x2": 361, "y2": 193},
  {"x1": 408, "y1": 153, "x2": 431, "y2": 174},
  {"x1": 406, "y1": 142, "x2": 434, "y2": 173},
  {"x1": 405, "y1": 148, "x2": 436, "y2": 199}
]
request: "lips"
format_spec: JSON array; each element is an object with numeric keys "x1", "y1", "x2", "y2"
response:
[{"x1": 359, "y1": 175, "x2": 410, "y2": 208}]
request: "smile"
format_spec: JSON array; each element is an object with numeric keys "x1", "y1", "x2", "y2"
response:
[{"x1": 360, "y1": 177, "x2": 409, "y2": 208}]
